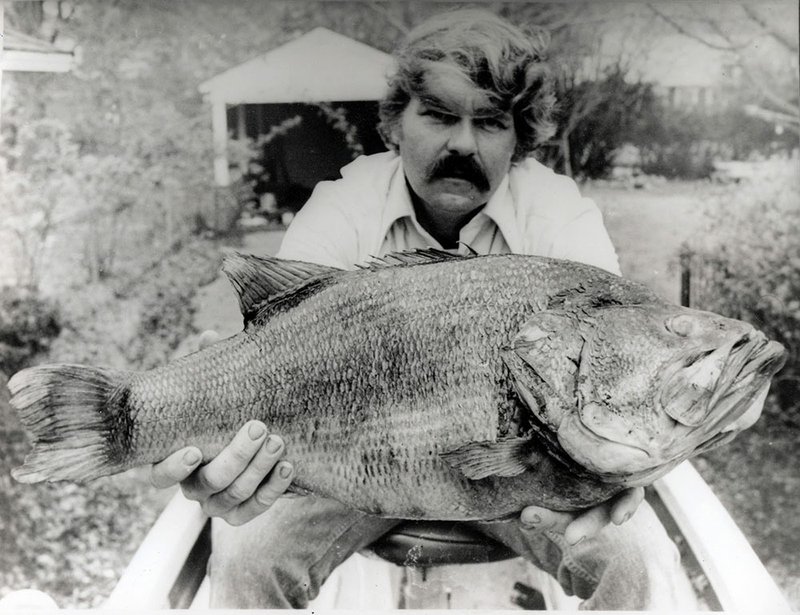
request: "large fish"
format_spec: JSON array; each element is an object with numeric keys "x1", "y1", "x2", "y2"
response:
[{"x1": 7, "y1": 250, "x2": 786, "y2": 520}]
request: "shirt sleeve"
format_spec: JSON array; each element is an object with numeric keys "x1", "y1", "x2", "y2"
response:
[
  {"x1": 274, "y1": 180, "x2": 360, "y2": 269},
  {"x1": 548, "y1": 199, "x2": 622, "y2": 276}
]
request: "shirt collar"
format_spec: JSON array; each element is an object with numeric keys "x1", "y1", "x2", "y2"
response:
[
  {"x1": 380, "y1": 159, "x2": 522, "y2": 252},
  {"x1": 380, "y1": 157, "x2": 416, "y2": 239},
  {"x1": 476, "y1": 173, "x2": 522, "y2": 252}
]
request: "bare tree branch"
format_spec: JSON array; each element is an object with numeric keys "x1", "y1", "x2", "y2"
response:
[
  {"x1": 365, "y1": 1, "x2": 410, "y2": 36},
  {"x1": 687, "y1": 4, "x2": 769, "y2": 51},
  {"x1": 738, "y1": 62, "x2": 800, "y2": 116},
  {"x1": 646, "y1": 3, "x2": 752, "y2": 51},
  {"x1": 744, "y1": 104, "x2": 800, "y2": 134},
  {"x1": 738, "y1": 2, "x2": 799, "y2": 53},
  {"x1": 648, "y1": 1, "x2": 799, "y2": 121}
]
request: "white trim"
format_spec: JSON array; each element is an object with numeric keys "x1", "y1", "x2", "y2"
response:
[
  {"x1": 1, "y1": 49, "x2": 74, "y2": 72},
  {"x1": 104, "y1": 491, "x2": 208, "y2": 610},
  {"x1": 654, "y1": 461, "x2": 791, "y2": 613}
]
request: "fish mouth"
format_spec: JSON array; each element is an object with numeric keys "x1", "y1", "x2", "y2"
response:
[
  {"x1": 661, "y1": 333, "x2": 784, "y2": 429},
  {"x1": 694, "y1": 334, "x2": 784, "y2": 431},
  {"x1": 658, "y1": 333, "x2": 786, "y2": 460}
]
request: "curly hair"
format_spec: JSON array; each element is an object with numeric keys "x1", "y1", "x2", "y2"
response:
[{"x1": 378, "y1": 9, "x2": 556, "y2": 163}]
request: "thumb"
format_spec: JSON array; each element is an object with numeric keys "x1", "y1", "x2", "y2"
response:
[
  {"x1": 198, "y1": 329, "x2": 221, "y2": 350},
  {"x1": 520, "y1": 506, "x2": 576, "y2": 534}
]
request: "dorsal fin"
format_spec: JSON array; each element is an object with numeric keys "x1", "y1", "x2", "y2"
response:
[
  {"x1": 356, "y1": 248, "x2": 468, "y2": 270},
  {"x1": 221, "y1": 252, "x2": 339, "y2": 319}
]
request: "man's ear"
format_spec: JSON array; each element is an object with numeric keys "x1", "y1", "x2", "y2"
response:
[{"x1": 387, "y1": 120, "x2": 403, "y2": 151}]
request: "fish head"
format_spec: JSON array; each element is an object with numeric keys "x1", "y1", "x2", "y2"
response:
[
  {"x1": 509, "y1": 303, "x2": 786, "y2": 485},
  {"x1": 557, "y1": 304, "x2": 786, "y2": 483}
]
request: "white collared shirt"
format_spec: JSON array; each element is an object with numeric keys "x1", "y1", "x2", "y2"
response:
[{"x1": 276, "y1": 151, "x2": 620, "y2": 275}]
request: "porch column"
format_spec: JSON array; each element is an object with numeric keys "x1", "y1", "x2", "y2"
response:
[
  {"x1": 0, "y1": 1, "x2": 5, "y2": 129},
  {"x1": 211, "y1": 95, "x2": 230, "y2": 187}
]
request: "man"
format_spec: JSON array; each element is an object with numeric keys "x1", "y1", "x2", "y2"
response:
[{"x1": 151, "y1": 9, "x2": 698, "y2": 609}]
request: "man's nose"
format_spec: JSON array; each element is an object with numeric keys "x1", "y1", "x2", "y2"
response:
[{"x1": 446, "y1": 120, "x2": 478, "y2": 156}]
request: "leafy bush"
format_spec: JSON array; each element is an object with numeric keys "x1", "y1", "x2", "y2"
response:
[
  {"x1": 0, "y1": 287, "x2": 61, "y2": 375},
  {"x1": 685, "y1": 162, "x2": 800, "y2": 413},
  {"x1": 636, "y1": 103, "x2": 797, "y2": 180},
  {"x1": 637, "y1": 107, "x2": 718, "y2": 179}
]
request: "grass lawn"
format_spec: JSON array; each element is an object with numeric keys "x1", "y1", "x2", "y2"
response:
[{"x1": 584, "y1": 180, "x2": 709, "y2": 303}]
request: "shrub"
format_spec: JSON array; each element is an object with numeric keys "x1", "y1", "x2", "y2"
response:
[
  {"x1": 542, "y1": 67, "x2": 660, "y2": 180},
  {"x1": 0, "y1": 288, "x2": 61, "y2": 375},
  {"x1": 685, "y1": 162, "x2": 800, "y2": 414},
  {"x1": 637, "y1": 108, "x2": 718, "y2": 179}
]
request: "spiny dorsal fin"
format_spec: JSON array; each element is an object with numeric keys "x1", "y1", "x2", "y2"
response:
[
  {"x1": 440, "y1": 437, "x2": 542, "y2": 480},
  {"x1": 222, "y1": 252, "x2": 339, "y2": 319},
  {"x1": 356, "y1": 248, "x2": 469, "y2": 270}
]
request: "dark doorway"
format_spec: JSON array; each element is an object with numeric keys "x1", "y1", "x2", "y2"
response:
[{"x1": 229, "y1": 101, "x2": 387, "y2": 214}]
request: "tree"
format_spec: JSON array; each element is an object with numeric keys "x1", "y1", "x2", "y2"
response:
[{"x1": 647, "y1": 1, "x2": 799, "y2": 135}]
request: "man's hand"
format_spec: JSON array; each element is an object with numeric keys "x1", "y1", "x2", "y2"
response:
[
  {"x1": 519, "y1": 487, "x2": 645, "y2": 545},
  {"x1": 148, "y1": 330, "x2": 294, "y2": 526},
  {"x1": 150, "y1": 422, "x2": 294, "y2": 526}
]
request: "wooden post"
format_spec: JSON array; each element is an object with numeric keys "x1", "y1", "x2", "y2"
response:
[
  {"x1": 236, "y1": 104, "x2": 246, "y2": 139},
  {"x1": 679, "y1": 248, "x2": 692, "y2": 307},
  {"x1": 211, "y1": 96, "x2": 230, "y2": 187}
]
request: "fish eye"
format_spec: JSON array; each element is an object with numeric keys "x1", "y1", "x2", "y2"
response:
[{"x1": 666, "y1": 314, "x2": 696, "y2": 337}]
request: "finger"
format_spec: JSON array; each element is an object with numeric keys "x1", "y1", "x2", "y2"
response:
[
  {"x1": 182, "y1": 421, "x2": 267, "y2": 500},
  {"x1": 198, "y1": 329, "x2": 221, "y2": 350},
  {"x1": 610, "y1": 486, "x2": 646, "y2": 525},
  {"x1": 520, "y1": 506, "x2": 577, "y2": 534},
  {"x1": 222, "y1": 461, "x2": 295, "y2": 526},
  {"x1": 203, "y1": 435, "x2": 285, "y2": 517},
  {"x1": 564, "y1": 502, "x2": 612, "y2": 546},
  {"x1": 150, "y1": 447, "x2": 202, "y2": 489}
]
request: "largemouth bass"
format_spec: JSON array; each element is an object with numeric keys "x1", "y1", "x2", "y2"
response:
[{"x1": 8, "y1": 250, "x2": 786, "y2": 520}]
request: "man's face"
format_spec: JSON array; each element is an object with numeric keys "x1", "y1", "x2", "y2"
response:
[{"x1": 391, "y1": 74, "x2": 517, "y2": 217}]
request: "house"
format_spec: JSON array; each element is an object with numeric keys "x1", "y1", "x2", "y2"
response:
[{"x1": 198, "y1": 27, "x2": 393, "y2": 214}]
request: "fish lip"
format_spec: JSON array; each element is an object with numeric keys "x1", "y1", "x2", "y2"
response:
[
  {"x1": 735, "y1": 338, "x2": 786, "y2": 381},
  {"x1": 671, "y1": 336, "x2": 785, "y2": 447},
  {"x1": 712, "y1": 336, "x2": 784, "y2": 406}
]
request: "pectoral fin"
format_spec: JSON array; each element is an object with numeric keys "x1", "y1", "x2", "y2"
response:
[{"x1": 440, "y1": 437, "x2": 541, "y2": 480}]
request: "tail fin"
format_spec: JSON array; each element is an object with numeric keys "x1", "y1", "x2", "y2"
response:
[{"x1": 8, "y1": 364, "x2": 133, "y2": 483}]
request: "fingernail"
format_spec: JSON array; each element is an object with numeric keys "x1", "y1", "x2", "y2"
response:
[
  {"x1": 569, "y1": 535, "x2": 587, "y2": 546},
  {"x1": 622, "y1": 511, "x2": 633, "y2": 524},
  {"x1": 279, "y1": 463, "x2": 292, "y2": 479},
  {"x1": 248, "y1": 422, "x2": 266, "y2": 440},
  {"x1": 521, "y1": 510, "x2": 542, "y2": 527},
  {"x1": 183, "y1": 450, "x2": 201, "y2": 466},
  {"x1": 265, "y1": 435, "x2": 282, "y2": 454}
]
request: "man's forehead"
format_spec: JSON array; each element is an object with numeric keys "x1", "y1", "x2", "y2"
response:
[{"x1": 416, "y1": 64, "x2": 508, "y2": 117}]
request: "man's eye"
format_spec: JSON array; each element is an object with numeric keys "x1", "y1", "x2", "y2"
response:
[
  {"x1": 422, "y1": 109, "x2": 454, "y2": 123},
  {"x1": 477, "y1": 117, "x2": 509, "y2": 131}
]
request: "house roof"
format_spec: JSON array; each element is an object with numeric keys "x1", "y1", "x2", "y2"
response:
[
  {"x1": 198, "y1": 27, "x2": 395, "y2": 104},
  {"x1": 1, "y1": 28, "x2": 74, "y2": 72}
]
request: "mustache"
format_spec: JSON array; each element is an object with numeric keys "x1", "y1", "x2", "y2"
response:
[{"x1": 429, "y1": 156, "x2": 490, "y2": 192}]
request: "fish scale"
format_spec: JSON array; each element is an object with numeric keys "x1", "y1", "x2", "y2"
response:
[{"x1": 7, "y1": 250, "x2": 786, "y2": 520}]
